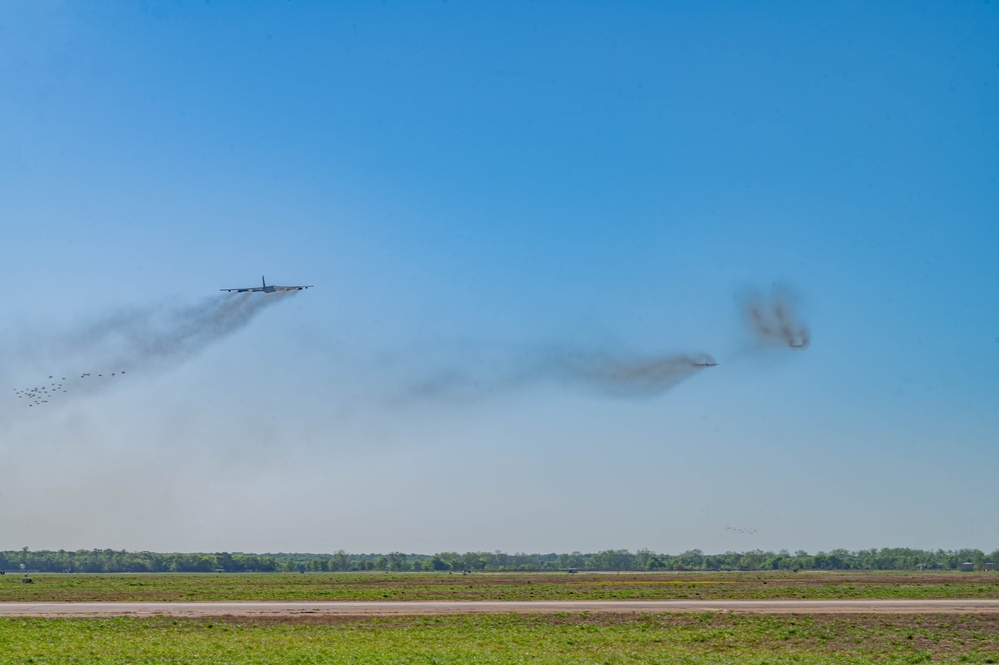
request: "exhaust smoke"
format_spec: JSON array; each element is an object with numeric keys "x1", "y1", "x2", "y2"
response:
[
  {"x1": 741, "y1": 287, "x2": 810, "y2": 350},
  {"x1": 396, "y1": 344, "x2": 717, "y2": 404},
  {"x1": 4, "y1": 292, "x2": 296, "y2": 411}
]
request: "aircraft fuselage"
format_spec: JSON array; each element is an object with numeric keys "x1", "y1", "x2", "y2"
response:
[{"x1": 221, "y1": 276, "x2": 312, "y2": 293}]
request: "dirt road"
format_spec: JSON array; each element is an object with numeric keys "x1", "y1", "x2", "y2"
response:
[{"x1": 2, "y1": 599, "x2": 999, "y2": 617}]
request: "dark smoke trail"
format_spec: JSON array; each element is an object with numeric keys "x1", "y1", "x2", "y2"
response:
[
  {"x1": 3, "y1": 292, "x2": 295, "y2": 410},
  {"x1": 550, "y1": 350, "x2": 717, "y2": 397},
  {"x1": 395, "y1": 344, "x2": 717, "y2": 404},
  {"x1": 55, "y1": 292, "x2": 294, "y2": 372},
  {"x1": 741, "y1": 287, "x2": 810, "y2": 349}
]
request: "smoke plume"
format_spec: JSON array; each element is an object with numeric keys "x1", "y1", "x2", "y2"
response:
[
  {"x1": 4, "y1": 292, "x2": 295, "y2": 411},
  {"x1": 741, "y1": 288, "x2": 810, "y2": 349},
  {"x1": 550, "y1": 350, "x2": 717, "y2": 397},
  {"x1": 396, "y1": 345, "x2": 717, "y2": 404},
  {"x1": 401, "y1": 285, "x2": 811, "y2": 406},
  {"x1": 59, "y1": 292, "x2": 294, "y2": 371}
]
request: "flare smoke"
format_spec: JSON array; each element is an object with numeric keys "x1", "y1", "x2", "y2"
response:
[
  {"x1": 4, "y1": 292, "x2": 295, "y2": 410},
  {"x1": 742, "y1": 288, "x2": 810, "y2": 349},
  {"x1": 551, "y1": 350, "x2": 717, "y2": 397},
  {"x1": 400, "y1": 346, "x2": 717, "y2": 403},
  {"x1": 61, "y1": 292, "x2": 294, "y2": 371}
]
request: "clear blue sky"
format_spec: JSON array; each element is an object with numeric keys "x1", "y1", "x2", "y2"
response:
[{"x1": 1, "y1": 1, "x2": 997, "y2": 554}]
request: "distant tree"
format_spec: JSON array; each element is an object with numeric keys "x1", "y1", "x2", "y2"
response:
[
  {"x1": 462, "y1": 552, "x2": 486, "y2": 571},
  {"x1": 214, "y1": 552, "x2": 235, "y2": 572},
  {"x1": 557, "y1": 551, "x2": 586, "y2": 570},
  {"x1": 589, "y1": 550, "x2": 634, "y2": 571},
  {"x1": 437, "y1": 552, "x2": 463, "y2": 570},
  {"x1": 330, "y1": 550, "x2": 350, "y2": 572},
  {"x1": 2, "y1": 547, "x2": 994, "y2": 574},
  {"x1": 387, "y1": 552, "x2": 409, "y2": 572},
  {"x1": 677, "y1": 550, "x2": 704, "y2": 570},
  {"x1": 426, "y1": 556, "x2": 450, "y2": 571}
]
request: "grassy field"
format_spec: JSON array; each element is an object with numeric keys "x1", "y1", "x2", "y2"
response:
[
  {"x1": 0, "y1": 612, "x2": 997, "y2": 664},
  {"x1": 2, "y1": 571, "x2": 997, "y2": 602}
]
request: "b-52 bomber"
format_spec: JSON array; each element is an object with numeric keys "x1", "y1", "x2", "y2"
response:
[
  {"x1": 695, "y1": 362, "x2": 718, "y2": 367},
  {"x1": 220, "y1": 276, "x2": 313, "y2": 294}
]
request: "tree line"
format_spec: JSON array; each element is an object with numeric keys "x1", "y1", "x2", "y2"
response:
[{"x1": 2, "y1": 547, "x2": 997, "y2": 574}]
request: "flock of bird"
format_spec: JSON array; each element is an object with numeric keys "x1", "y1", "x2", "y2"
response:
[
  {"x1": 724, "y1": 526, "x2": 759, "y2": 535},
  {"x1": 12, "y1": 371, "x2": 126, "y2": 407}
]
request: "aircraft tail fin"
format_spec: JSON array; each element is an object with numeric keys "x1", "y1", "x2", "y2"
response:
[{"x1": 262, "y1": 275, "x2": 266, "y2": 288}]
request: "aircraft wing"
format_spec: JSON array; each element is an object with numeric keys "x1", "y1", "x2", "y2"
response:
[{"x1": 220, "y1": 276, "x2": 313, "y2": 293}]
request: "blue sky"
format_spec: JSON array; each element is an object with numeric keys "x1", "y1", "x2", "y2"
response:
[{"x1": 1, "y1": 1, "x2": 997, "y2": 554}]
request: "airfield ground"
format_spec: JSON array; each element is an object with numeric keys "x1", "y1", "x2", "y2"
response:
[
  {"x1": 1, "y1": 613, "x2": 998, "y2": 663},
  {"x1": 3, "y1": 572, "x2": 997, "y2": 663},
  {"x1": 1, "y1": 570, "x2": 997, "y2": 603}
]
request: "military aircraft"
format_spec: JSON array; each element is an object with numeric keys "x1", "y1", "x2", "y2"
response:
[
  {"x1": 220, "y1": 276, "x2": 313, "y2": 293},
  {"x1": 695, "y1": 362, "x2": 718, "y2": 367}
]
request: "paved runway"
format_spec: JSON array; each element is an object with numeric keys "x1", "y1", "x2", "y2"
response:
[{"x1": 2, "y1": 599, "x2": 999, "y2": 617}]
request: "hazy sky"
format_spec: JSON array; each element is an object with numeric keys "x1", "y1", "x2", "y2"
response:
[{"x1": 1, "y1": 1, "x2": 997, "y2": 555}]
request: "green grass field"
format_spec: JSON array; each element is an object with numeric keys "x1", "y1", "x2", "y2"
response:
[
  {"x1": 4, "y1": 573, "x2": 998, "y2": 663},
  {"x1": 2, "y1": 571, "x2": 997, "y2": 602},
  {"x1": 1, "y1": 613, "x2": 997, "y2": 664}
]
